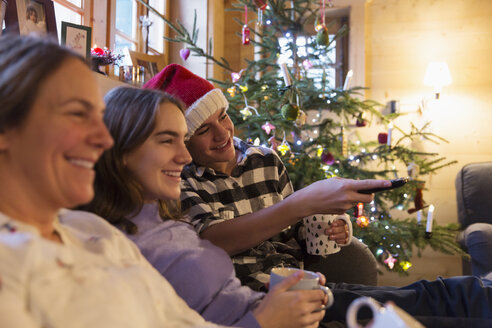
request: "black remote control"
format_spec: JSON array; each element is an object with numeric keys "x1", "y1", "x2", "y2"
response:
[{"x1": 358, "y1": 177, "x2": 409, "y2": 194}]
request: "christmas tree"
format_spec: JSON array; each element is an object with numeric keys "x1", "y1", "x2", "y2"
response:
[{"x1": 138, "y1": 0, "x2": 464, "y2": 274}]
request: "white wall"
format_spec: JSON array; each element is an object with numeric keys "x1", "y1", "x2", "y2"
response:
[{"x1": 363, "y1": 0, "x2": 492, "y2": 286}]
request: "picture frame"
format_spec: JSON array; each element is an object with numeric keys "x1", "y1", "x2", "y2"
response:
[
  {"x1": 1, "y1": 0, "x2": 7, "y2": 35},
  {"x1": 128, "y1": 50, "x2": 166, "y2": 82},
  {"x1": 61, "y1": 21, "x2": 91, "y2": 59},
  {"x1": 4, "y1": 0, "x2": 57, "y2": 39}
]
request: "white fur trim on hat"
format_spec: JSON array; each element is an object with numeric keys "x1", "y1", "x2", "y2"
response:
[{"x1": 185, "y1": 88, "x2": 229, "y2": 137}]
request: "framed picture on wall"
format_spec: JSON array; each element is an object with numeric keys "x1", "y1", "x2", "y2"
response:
[
  {"x1": 129, "y1": 50, "x2": 166, "y2": 83},
  {"x1": 1, "y1": 0, "x2": 7, "y2": 35},
  {"x1": 4, "y1": 0, "x2": 57, "y2": 39},
  {"x1": 61, "y1": 22, "x2": 91, "y2": 59}
]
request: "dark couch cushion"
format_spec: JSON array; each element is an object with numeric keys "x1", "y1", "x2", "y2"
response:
[{"x1": 455, "y1": 162, "x2": 492, "y2": 228}]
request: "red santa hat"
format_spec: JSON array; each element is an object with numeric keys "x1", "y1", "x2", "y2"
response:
[{"x1": 143, "y1": 64, "x2": 228, "y2": 137}]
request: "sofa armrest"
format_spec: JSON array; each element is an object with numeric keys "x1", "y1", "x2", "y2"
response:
[{"x1": 455, "y1": 162, "x2": 492, "y2": 228}]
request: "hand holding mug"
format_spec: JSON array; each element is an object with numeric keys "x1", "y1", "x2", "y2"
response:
[{"x1": 269, "y1": 267, "x2": 334, "y2": 311}]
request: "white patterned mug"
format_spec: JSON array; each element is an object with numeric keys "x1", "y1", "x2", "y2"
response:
[
  {"x1": 303, "y1": 213, "x2": 350, "y2": 256},
  {"x1": 346, "y1": 297, "x2": 424, "y2": 328},
  {"x1": 269, "y1": 267, "x2": 334, "y2": 311}
]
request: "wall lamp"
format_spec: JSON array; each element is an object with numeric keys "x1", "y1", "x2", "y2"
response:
[{"x1": 423, "y1": 62, "x2": 452, "y2": 99}]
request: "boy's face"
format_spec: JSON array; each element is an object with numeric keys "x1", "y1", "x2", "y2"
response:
[{"x1": 186, "y1": 108, "x2": 236, "y2": 171}]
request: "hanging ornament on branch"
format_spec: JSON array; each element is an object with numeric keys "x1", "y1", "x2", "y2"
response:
[
  {"x1": 315, "y1": 0, "x2": 330, "y2": 47},
  {"x1": 242, "y1": 5, "x2": 251, "y2": 45},
  {"x1": 254, "y1": 0, "x2": 267, "y2": 27},
  {"x1": 355, "y1": 112, "x2": 367, "y2": 127},
  {"x1": 281, "y1": 103, "x2": 300, "y2": 121},
  {"x1": 321, "y1": 150, "x2": 335, "y2": 165},
  {"x1": 261, "y1": 122, "x2": 276, "y2": 135},
  {"x1": 179, "y1": 48, "x2": 190, "y2": 61}
]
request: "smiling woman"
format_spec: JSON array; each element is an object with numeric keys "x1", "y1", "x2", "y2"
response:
[{"x1": 0, "y1": 34, "x2": 225, "y2": 328}]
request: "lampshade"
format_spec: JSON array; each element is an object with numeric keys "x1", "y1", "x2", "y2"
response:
[{"x1": 423, "y1": 62, "x2": 452, "y2": 90}]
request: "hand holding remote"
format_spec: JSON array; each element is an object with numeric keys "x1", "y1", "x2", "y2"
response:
[{"x1": 358, "y1": 177, "x2": 409, "y2": 194}]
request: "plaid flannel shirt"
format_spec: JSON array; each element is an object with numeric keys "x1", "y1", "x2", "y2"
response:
[{"x1": 180, "y1": 137, "x2": 303, "y2": 291}]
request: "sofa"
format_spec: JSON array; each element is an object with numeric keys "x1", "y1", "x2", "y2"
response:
[
  {"x1": 455, "y1": 162, "x2": 492, "y2": 276},
  {"x1": 305, "y1": 238, "x2": 379, "y2": 286}
]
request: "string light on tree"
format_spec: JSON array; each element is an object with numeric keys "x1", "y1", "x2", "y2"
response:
[{"x1": 355, "y1": 202, "x2": 369, "y2": 228}]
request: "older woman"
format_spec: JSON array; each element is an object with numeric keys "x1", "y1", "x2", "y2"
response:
[{"x1": 0, "y1": 34, "x2": 225, "y2": 328}]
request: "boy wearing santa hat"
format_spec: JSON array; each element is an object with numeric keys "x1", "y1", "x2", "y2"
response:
[{"x1": 144, "y1": 64, "x2": 390, "y2": 290}]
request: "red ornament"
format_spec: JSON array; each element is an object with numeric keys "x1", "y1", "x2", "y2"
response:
[
  {"x1": 242, "y1": 25, "x2": 250, "y2": 45},
  {"x1": 378, "y1": 132, "x2": 388, "y2": 144},
  {"x1": 356, "y1": 113, "x2": 367, "y2": 127},
  {"x1": 254, "y1": 0, "x2": 267, "y2": 10},
  {"x1": 92, "y1": 47, "x2": 104, "y2": 56}
]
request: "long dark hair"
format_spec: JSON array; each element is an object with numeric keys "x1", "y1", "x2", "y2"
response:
[
  {"x1": 0, "y1": 34, "x2": 85, "y2": 132},
  {"x1": 83, "y1": 87, "x2": 185, "y2": 234}
]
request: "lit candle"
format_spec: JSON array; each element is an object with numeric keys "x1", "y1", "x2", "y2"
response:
[
  {"x1": 417, "y1": 209, "x2": 422, "y2": 224},
  {"x1": 279, "y1": 63, "x2": 293, "y2": 86},
  {"x1": 426, "y1": 205, "x2": 435, "y2": 233},
  {"x1": 343, "y1": 70, "x2": 353, "y2": 90},
  {"x1": 387, "y1": 122, "x2": 393, "y2": 147}
]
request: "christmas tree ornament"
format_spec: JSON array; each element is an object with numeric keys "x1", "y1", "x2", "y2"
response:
[
  {"x1": 281, "y1": 103, "x2": 300, "y2": 121},
  {"x1": 316, "y1": 27, "x2": 329, "y2": 47},
  {"x1": 321, "y1": 150, "x2": 334, "y2": 165},
  {"x1": 387, "y1": 122, "x2": 393, "y2": 147},
  {"x1": 231, "y1": 71, "x2": 242, "y2": 83},
  {"x1": 400, "y1": 261, "x2": 412, "y2": 271},
  {"x1": 355, "y1": 113, "x2": 367, "y2": 127},
  {"x1": 316, "y1": 0, "x2": 327, "y2": 31},
  {"x1": 425, "y1": 204, "x2": 434, "y2": 239},
  {"x1": 384, "y1": 253, "x2": 397, "y2": 269},
  {"x1": 295, "y1": 110, "x2": 307, "y2": 127},
  {"x1": 302, "y1": 59, "x2": 313, "y2": 71},
  {"x1": 227, "y1": 87, "x2": 236, "y2": 97},
  {"x1": 179, "y1": 48, "x2": 190, "y2": 61},
  {"x1": 378, "y1": 132, "x2": 388, "y2": 144},
  {"x1": 239, "y1": 85, "x2": 248, "y2": 92},
  {"x1": 240, "y1": 107, "x2": 252, "y2": 120},
  {"x1": 242, "y1": 5, "x2": 250, "y2": 45},
  {"x1": 261, "y1": 122, "x2": 276, "y2": 135},
  {"x1": 314, "y1": 17, "x2": 324, "y2": 32},
  {"x1": 277, "y1": 142, "x2": 290, "y2": 156},
  {"x1": 268, "y1": 136, "x2": 280, "y2": 150},
  {"x1": 256, "y1": 9, "x2": 263, "y2": 29},
  {"x1": 253, "y1": 137, "x2": 261, "y2": 146},
  {"x1": 408, "y1": 184, "x2": 428, "y2": 214},
  {"x1": 253, "y1": 0, "x2": 267, "y2": 10},
  {"x1": 407, "y1": 162, "x2": 419, "y2": 179}
]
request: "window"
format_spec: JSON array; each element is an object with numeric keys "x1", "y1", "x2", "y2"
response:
[
  {"x1": 278, "y1": 15, "x2": 348, "y2": 89},
  {"x1": 52, "y1": 0, "x2": 90, "y2": 41},
  {"x1": 114, "y1": 0, "x2": 165, "y2": 54}
]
